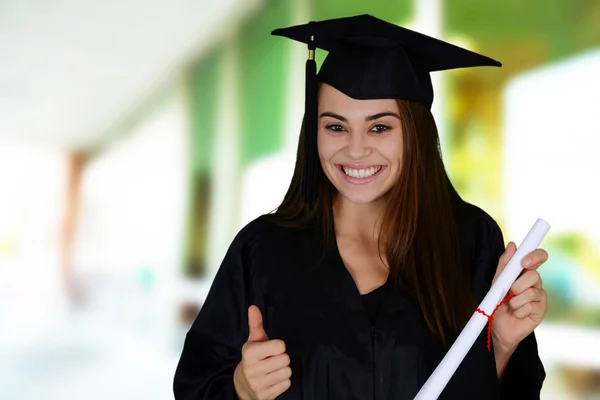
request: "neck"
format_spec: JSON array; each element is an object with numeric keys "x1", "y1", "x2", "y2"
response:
[{"x1": 332, "y1": 194, "x2": 385, "y2": 243}]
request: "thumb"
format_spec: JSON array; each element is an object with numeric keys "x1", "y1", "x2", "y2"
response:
[
  {"x1": 492, "y1": 241, "x2": 517, "y2": 285},
  {"x1": 247, "y1": 305, "x2": 269, "y2": 342}
]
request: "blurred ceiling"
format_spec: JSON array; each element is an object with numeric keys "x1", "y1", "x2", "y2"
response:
[{"x1": 0, "y1": 0, "x2": 262, "y2": 150}]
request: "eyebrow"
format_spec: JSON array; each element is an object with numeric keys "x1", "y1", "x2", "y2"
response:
[{"x1": 319, "y1": 111, "x2": 401, "y2": 122}]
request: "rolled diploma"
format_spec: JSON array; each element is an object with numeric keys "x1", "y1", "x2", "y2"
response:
[{"x1": 413, "y1": 218, "x2": 551, "y2": 400}]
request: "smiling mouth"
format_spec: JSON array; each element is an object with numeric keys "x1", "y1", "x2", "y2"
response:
[{"x1": 337, "y1": 164, "x2": 385, "y2": 179}]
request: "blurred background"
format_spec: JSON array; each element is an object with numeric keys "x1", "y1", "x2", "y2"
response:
[{"x1": 1, "y1": 0, "x2": 599, "y2": 399}]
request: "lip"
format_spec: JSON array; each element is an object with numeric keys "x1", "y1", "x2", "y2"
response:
[
  {"x1": 337, "y1": 163, "x2": 382, "y2": 169},
  {"x1": 335, "y1": 164, "x2": 387, "y2": 185}
]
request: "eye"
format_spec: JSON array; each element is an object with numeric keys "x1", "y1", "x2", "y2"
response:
[
  {"x1": 371, "y1": 124, "x2": 391, "y2": 134},
  {"x1": 325, "y1": 124, "x2": 346, "y2": 132}
]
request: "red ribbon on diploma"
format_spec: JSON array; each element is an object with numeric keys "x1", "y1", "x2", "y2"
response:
[{"x1": 475, "y1": 291, "x2": 515, "y2": 351}]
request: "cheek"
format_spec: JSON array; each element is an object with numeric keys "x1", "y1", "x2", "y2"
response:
[
  {"x1": 317, "y1": 133, "x2": 338, "y2": 161},
  {"x1": 390, "y1": 138, "x2": 403, "y2": 164},
  {"x1": 378, "y1": 138, "x2": 403, "y2": 163},
  {"x1": 381, "y1": 139, "x2": 403, "y2": 179}
]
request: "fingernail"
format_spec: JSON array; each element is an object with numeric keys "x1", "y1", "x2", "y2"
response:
[{"x1": 523, "y1": 257, "x2": 531, "y2": 266}]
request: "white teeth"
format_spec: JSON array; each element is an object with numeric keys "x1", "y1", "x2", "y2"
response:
[{"x1": 341, "y1": 165, "x2": 383, "y2": 179}]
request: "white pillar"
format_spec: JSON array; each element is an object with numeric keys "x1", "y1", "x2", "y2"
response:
[
  {"x1": 238, "y1": 0, "x2": 312, "y2": 229},
  {"x1": 205, "y1": 36, "x2": 241, "y2": 280},
  {"x1": 412, "y1": 0, "x2": 449, "y2": 166},
  {"x1": 283, "y1": 0, "x2": 312, "y2": 154}
]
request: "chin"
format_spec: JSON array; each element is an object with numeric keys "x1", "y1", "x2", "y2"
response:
[{"x1": 337, "y1": 189, "x2": 387, "y2": 206}]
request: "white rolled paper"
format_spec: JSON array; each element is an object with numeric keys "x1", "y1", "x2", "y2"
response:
[{"x1": 413, "y1": 218, "x2": 551, "y2": 400}]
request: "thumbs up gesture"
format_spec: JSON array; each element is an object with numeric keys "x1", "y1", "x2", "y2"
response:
[{"x1": 233, "y1": 306, "x2": 291, "y2": 400}]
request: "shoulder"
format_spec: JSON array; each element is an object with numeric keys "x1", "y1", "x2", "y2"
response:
[
  {"x1": 454, "y1": 201, "x2": 506, "y2": 297},
  {"x1": 454, "y1": 200, "x2": 504, "y2": 250},
  {"x1": 234, "y1": 213, "x2": 311, "y2": 243},
  {"x1": 455, "y1": 202, "x2": 505, "y2": 267},
  {"x1": 228, "y1": 214, "x2": 314, "y2": 263}
]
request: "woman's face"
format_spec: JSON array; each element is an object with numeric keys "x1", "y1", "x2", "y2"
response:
[{"x1": 317, "y1": 83, "x2": 404, "y2": 205}]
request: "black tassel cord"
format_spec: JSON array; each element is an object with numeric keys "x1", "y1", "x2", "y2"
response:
[{"x1": 301, "y1": 30, "x2": 318, "y2": 207}]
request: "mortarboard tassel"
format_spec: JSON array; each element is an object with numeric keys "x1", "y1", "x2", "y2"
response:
[{"x1": 301, "y1": 25, "x2": 318, "y2": 207}]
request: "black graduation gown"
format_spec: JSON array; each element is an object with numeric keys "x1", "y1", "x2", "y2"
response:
[{"x1": 173, "y1": 203, "x2": 546, "y2": 399}]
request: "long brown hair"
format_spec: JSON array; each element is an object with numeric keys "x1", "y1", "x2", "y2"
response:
[{"x1": 264, "y1": 99, "x2": 473, "y2": 344}]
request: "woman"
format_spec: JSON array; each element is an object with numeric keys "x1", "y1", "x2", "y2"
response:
[{"x1": 174, "y1": 15, "x2": 548, "y2": 399}]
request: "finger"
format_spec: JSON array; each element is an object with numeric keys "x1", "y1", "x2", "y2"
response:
[
  {"x1": 244, "y1": 340, "x2": 287, "y2": 364},
  {"x1": 243, "y1": 350, "x2": 288, "y2": 384},
  {"x1": 501, "y1": 241, "x2": 517, "y2": 266},
  {"x1": 511, "y1": 270, "x2": 543, "y2": 295},
  {"x1": 248, "y1": 305, "x2": 269, "y2": 342},
  {"x1": 508, "y1": 287, "x2": 545, "y2": 310},
  {"x1": 248, "y1": 353, "x2": 289, "y2": 378},
  {"x1": 493, "y1": 242, "x2": 517, "y2": 285},
  {"x1": 257, "y1": 353, "x2": 290, "y2": 376},
  {"x1": 263, "y1": 365, "x2": 292, "y2": 387},
  {"x1": 521, "y1": 248, "x2": 549, "y2": 270},
  {"x1": 513, "y1": 294, "x2": 547, "y2": 320},
  {"x1": 260, "y1": 378, "x2": 291, "y2": 400}
]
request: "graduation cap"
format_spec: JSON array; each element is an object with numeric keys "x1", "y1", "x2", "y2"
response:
[{"x1": 271, "y1": 14, "x2": 501, "y2": 207}]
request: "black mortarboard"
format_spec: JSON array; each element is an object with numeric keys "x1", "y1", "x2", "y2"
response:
[{"x1": 271, "y1": 14, "x2": 501, "y2": 206}]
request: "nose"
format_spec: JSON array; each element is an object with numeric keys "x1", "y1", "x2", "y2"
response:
[{"x1": 346, "y1": 131, "x2": 371, "y2": 160}]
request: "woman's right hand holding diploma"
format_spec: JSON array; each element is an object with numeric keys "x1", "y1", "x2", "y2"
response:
[{"x1": 234, "y1": 305, "x2": 292, "y2": 400}]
